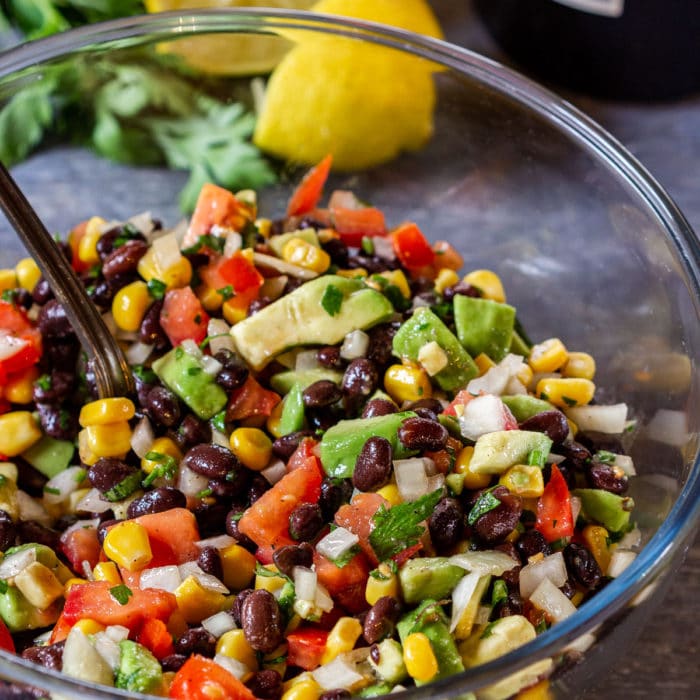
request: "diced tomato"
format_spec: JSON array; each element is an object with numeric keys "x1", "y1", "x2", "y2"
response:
[
  {"x1": 0, "y1": 301, "x2": 42, "y2": 377},
  {"x1": 287, "y1": 154, "x2": 333, "y2": 217},
  {"x1": 169, "y1": 654, "x2": 256, "y2": 700},
  {"x1": 226, "y1": 375, "x2": 281, "y2": 422},
  {"x1": 392, "y1": 222, "x2": 435, "y2": 270},
  {"x1": 0, "y1": 618, "x2": 15, "y2": 653},
  {"x1": 59, "y1": 524, "x2": 101, "y2": 575},
  {"x1": 442, "y1": 389, "x2": 476, "y2": 417},
  {"x1": 237, "y1": 455, "x2": 323, "y2": 549},
  {"x1": 326, "y1": 189, "x2": 387, "y2": 247},
  {"x1": 535, "y1": 464, "x2": 574, "y2": 542},
  {"x1": 186, "y1": 183, "x2": 253, "y2": 247},
  {"x1": 49, "y1": 610, "x2": 73, "y2": 644},
  {"x1": 432, "y1": 240, "x2": 464, "y2": 271},
  {"x1": 159, "y1": 287, "x2": 209, "y2": 346},
  {"x1": 136, "y1": 618, "x2": 175, "y2": 660},
  {"x1": 286, "y1": 627, "x2": 329, "y2": 671},
  {"x1": 200, "y1": 251, "x2": 264, "y2": 296},
  {"x1": 67, "y1": 220, "x2": 90, "y2": 273},
  {"x1": 0, "y1": 301, "x2": 33, "y2": 335},
  {"x1": 286, "y1": 436, "x2": 320, "y2": 472},
  {"x1": 314, "y1": 550, "x2": 371, "y2": 613},
  {"x1": 334, "y1": 492, "x2": 388, "y2": 565}
]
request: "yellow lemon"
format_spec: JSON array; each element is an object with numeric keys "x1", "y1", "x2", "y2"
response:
[{"x1": 253, "y1": 0, "x2": 444, "y2": 170}]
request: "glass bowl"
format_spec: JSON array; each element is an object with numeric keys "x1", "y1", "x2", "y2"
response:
[{"x1": 0, "y1": 9, "x2": 698, "y2": 700}]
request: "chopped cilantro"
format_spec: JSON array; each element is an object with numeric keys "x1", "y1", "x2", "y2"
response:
[
  {"x1": 383, "y1": 284, "x2": 410, "y2": 311},
  {"x1": 467, "y1": 488, "x2": 501, "y2": 526},
  {"x1": 197, "y1": 488, "x2": 213, "y2": 498},
  {"x1": 491, "y1": 579, "x2": 509, "y2": 607},
  {"x1": 109, "y1": 584, "x2": 133, "y2": 606},
  {"x1": 44, "y1": 486, "x2": 61, "y2": 496},
  {"x1": 1, "y1": 289, "x2": 16, "y2": 304},
  {"x1": 481, "y1": 621, "x2": 498, "y2": 639},
  {"x1": 561, "y1": 395, "x2": 578, "y2": 407},
  {"x1": 132, "y1": 364, "x2": 157, "y2": 384},
  {"x1": 147, "y1": 278, "x2": 167, "y2": 300},
  {"x1": 361, "y1": 237, "x2": 375, "y2": 255},
  {"x1": 58, "y1": 409, "x2": 70, "y2": 430},
  {"x1": 211, "y1": 410, "x2": 227, "y2": 433},
  {"x1": 182, "y1": 233, "x2": 226, "y2": 256},
  {"x1": 0, "y1": 580, "x2": 7, "y2": 594},
  {"x1": 187, "y1": 366, "x2": 202, "y2": 376},
  {"x1": 217, "y1": 285, "x2": 234, "y2": 301},
  {"x1": 527, "y1": 449, "x2": 546, "y2": 467},
  {"x1": 596, "y1": 450, "x2": 618, "y2": 465},
  {"x1": 321, "y1": 284, "x2": 343, "y2": 317},
  {"x1": 36, "y1": 374, "x2": 52, "y2": 391},
  {"x1": 142, "y1": 452, "x2": 177, "y2": 487},
  {"x1": 175, "y1": 346, "x2": 185, "y2": 361},
  {"x1": 329, "y1": 545, "x2": 360, "y2": 569}
]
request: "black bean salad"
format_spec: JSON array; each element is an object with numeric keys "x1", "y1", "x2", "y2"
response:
[{"x1": 0, "y1": 155, "x2": 641, "y2": 700}]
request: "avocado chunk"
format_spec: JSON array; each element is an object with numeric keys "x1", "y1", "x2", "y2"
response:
[
  {"x1": 4, "y1": 543, "x2": 73, "y2": 583},
  {"x1": 21, "y1": 435, "x2": 75, "y2": 479},
  {"x1": 573, "y1": 488, "x2": 634, "y2": 533},
  {"x1": 397, "y1": 599, "x2": 465, "y2": 683},
  {"x1": 367, "y1": 639, "x2": 408, "y2": 685},
  {"x1": 319, "y1": 411, "x2": 417, "y2": 479},
  {"x1": 501, "y1": 395, "x2": 556, "y2": 422},
  {"x1": 278, "y1": 383, "x2": 305, "y2": 436},
  {"x1": 231, "y1": 275, "x2": 394, "y2": 370},
  {"x1": 392, "y1": 307, "x2": 478, "y2": 392},
  {"x1": 358, "y1": 682, "x2": 396, "y2": 698},
  {"x1": 63, "y1": 627, "x2": 114, "y2": 687},
  {"x1": 0, "y1": 584, "x2": 62, "y2": 632},
  {"x1": 454, "y1": 296, "x2": 516, "y2": 362},
  {"x1": 116, "y1": 640, "x2": 164, "y2": 694},
  {"x1": 152, "y1": 345, "x2": 228, "y2": 420},
  {"x1": 270, "y1": 368, "x2": 343, "y2": 394},
  {"x1": 399, "y1": 557, "x2": 465, "y2": 604},
  {"x1": 469, "y1": 430, "x2": 553, "y2": 474}
]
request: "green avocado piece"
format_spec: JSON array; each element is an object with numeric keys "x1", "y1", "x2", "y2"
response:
[
  {"x1": 509, "y1": 328, "x2": 531, "y2": 357},
  {"x1": 152, "y1": 346, "x2": 228, "y2": 420},
  {"x1": 116, "y1": 640, "x2": 163, "y2": 694},
  {"x1": 231, "y1": 275, "x2": 394, "y2": 370},
  {"x1": 469, "y1": 430, "x2": 553, "y2": 474},
  {"x1": 270, "y1": 368, "x2": 343, "y2": 395},
  {"x1": 501, "y1": 395, "x2": 556, "y2": 422},
  {"x1": 454, "y1": 296, "x2": 516, "y2": 362},
  {"x1": 399, "y1": 557, "x2": 465, "y2": 604},
  {"x1": 319, "y1": 411, "x2": 417, "y2": 479},
  {"x1": 21, "y1": 435, "x2": 75, "y2": 479},
  {"x1": 573, "y1": 488, "x2": 634, "y2": 533},
  {"x1": 392, "y1": 307, "x2": 478, "y2": 392},
  {"x1": 4, "y1": 543, "x2": 73, "y2": 583},
  {"x1": 358, "y1": 682, "x2": 396, "y2": 698},
  {"x1": 278, "y1": 383, "x2": 305, "y2": 436},
  {"x1": 367, "y1": 639, "x2": 407, "y2": 685},
  {"x1": 397, "y1": 599, "x2": 465, "y2": 683},
  {"x1": 268, "y1": 229, "x2": 319, "y2": 257},
  {"x1": 0, "y1": 585, "x2": 62, "y2": 632}
]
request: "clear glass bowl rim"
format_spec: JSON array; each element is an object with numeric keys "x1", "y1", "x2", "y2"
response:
[{"x1": 0, "y1": 9, "x2": 698, "y2": 699}]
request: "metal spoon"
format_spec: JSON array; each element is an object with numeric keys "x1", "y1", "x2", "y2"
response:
[{"x1": 0, "y1": 162, "x2": 134, "y2": 398}]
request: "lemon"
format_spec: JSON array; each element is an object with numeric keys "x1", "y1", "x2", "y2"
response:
[
  {"x1": 253, "y1": 0, "x2": 444, "y2": 170},
  {"x1": 143, "y1": 0, "x2": 317, "y2": 75}
]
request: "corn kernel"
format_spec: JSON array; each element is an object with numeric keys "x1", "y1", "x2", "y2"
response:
[
  {"x1": 474, "y1": 352, "x2": 496, "y2": 376},
  {"x1": 365, "y1": 563, "x2": 400, "y2": 606},
  {"x1": 499, "y1": 464, "x2": 545, "y2": 498},
  {"x1": 0, "y1": 268, "x2": 17, "y2": 292},
  {"x1": 229, "y1": 427, "x2": 272, "y2": 471},
  {"x1": 463, "y1": 269, "x2": 506, "y2": 303},
  {"x1": 174, "y1": 575, "x2": 227, "y2": 623},
  {"x1": 138, "y1": 247, "x2": 192, "y2": 290},
  {"x1": 282, "y1": 238, "x2": 331, "y2": 274},
  {"x1": 64, "y1": 577, "x2": 88, "y2": 593},
  {"x1": 321, "y1": 617, "x2": 362, "y2": 664},
  {"x1": 262, "y1": 643, "x2": 288, "y2": 678},
  {"x1": 3, "y1": 365, "x2": 40, "y2": 405},
  {"x1": 78, "y1": 421, "x2": 132, "y2": 464},
  {"x1": 198, "y1": 284, "x2": 224, "y2": 312},
  {"x1": 216, "y1": 628, "x2": 258, "y2": 670},
  {"x1": 141, "y1": 436, "x2": 182, "y2": 474},
  {"x1": 403, "y1": 632, "x2": 438, "y2": 683},
  {"x1": 516, "y1": 363, "x2": 534, "y2": 388},
  {"x1": 256, "y1": 218, "x2": 272, "y2": 238},
  {"x1": 220, "y1": 543, "x2": 257, "y2": 591},
  {"x1": 77, "y1": 217, "x2": 106, "y2": 266},
  {"x1": 103, "y1": 520, "x2": 152, "y2": 572},
  {"x1": 384, "y1": 364, "x2": 432, "y2": 404},
  {"x1": 255, "y1": 564, "x2": 287, "y2": 594},
  {"x1": 73, "y1": 618, "x2": 106, "y2": 636},
  {"x1": 282, "y1": 676, "x2": 321, "y2": 700},
  {"x1": 112, "y1": 280, "x2": 151, "y2": 332},
  {"x1": 377, "y1": 269, "x2": 411, "y2": 299},
  {"x1": 562, "y1": 351, "x2": 596, "y2": 380},
  {"x1": 92, "y1": 561, "x2": 122, "y2": 585},
  {"x1": 0, "y1": 411, "x2": 42, "y2": 456},
  {"x1": 222, "y1": 296, "x2": 249, "y2": 325},
  {"x1": 434, "y1": 267, "x2": 460, "y2": 294},
  {"x1": 79, "y1": 397, "x2": 135, "y2": 427},
  {"x1": 15, "y1": 257, "x2": 42, "y2": 293},
  {"x1": 454, "y1": 445, "x2": 491, "y2": 489},
  {"x1": 529, "y1": 338, "x2": 569, "y2": 373},
  {"x1": 582, "y1": 525, "x2": 611, "y2": 574},
  {"x1": 536, "y1": 377, "x2": 595, "y2": 408},
  {"x1": 336, "y1": 268, "x2": 367, "y2": 279},
  {"x1": 375, "y1": 483, "x2": 402, "y2": 507},
  {"x1": 516, "y1": 679, "x2": 553, "y2": 700},
  {"x1": 266, "y1": 400, "x2": 286, "y2": 439}
]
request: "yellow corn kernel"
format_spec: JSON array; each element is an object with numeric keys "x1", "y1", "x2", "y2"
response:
[
  {"x1": 220, "y1": 543, "x2": 257, "y2": 591},
  {"x1": 15, "y1": 257, "x2": 42, "y2": 293},
  {"x1": 403, "y1": 632, "x2": 438, "y2": 683},
  {"x1": 516, "y1": 363, "x2": 534, "y2": 388},
  {"x1": 174, "y1": 575, "x2": 227, "y2": 623},
  {"x1": 528, "y1": 338, "x2": 569, "y2": 373},
  {"x1": 3, "y1": 365, "x2": 39, "y2": 405},
  {"x1": 434, "y1": 268, "x2": 459, "y2": 295},
  {"x1": 582, "y1": 525, "x2": 611, "y2": 574},
  {"x1": 78, "y1": 421, "x2": 132, "y2": 463},
  {"x1": 282, "y1": 675, "x2": 321, "y2": 700},
  {"x1": 378, "y1": 269, "x2": 411, "y2": 299},
  {"x1": 282, "y1": 238, "x2": 331, "y2": 274},
  {"x1": 454, "y1": 445, "x2": 491, "y2": 490},
  {"x1": 536, "y1": 377, "x2": 595, "y2": 409},
  {"x1": 255, "y1": 218, "x2": 272, "y2": 238},
  {"x1": 336, "y1": 268, "x2": 367, "y2": 279},
  {"x1": 197, "y1": 284, "x2": 224, "y2": 312},
  {"x1": 64, "y1": 577, "x2": 88, "y2": 592},
  {"x1": 321, "y1": 617, "x2": 362, "y2": 664},
  {"x1": 0, "y1": 268, "x2": 17, "y2": 291},
  {"x1": 266, "y1": 400, "x2": 286, "y2": 439},
  {"x1": 229, "y1": 427, "x2": 272, "y2": 471},
  {"x1": 79, "y1": 397, "x2": 135, "y2": 427},
  {"x1": 474, "y1": 352, "x2": 496, "y2": 376},
  {"x1": 375, "y1": 483, "x2": 402, "y2": 507},
  {"x1": 222, "y1": 297, "x2": 249, "y2": 326},
  {"x1": 562, "y1": 351, "x2": 596, "y2": 380},
  {"x1": 255, "y1": 564, "x2": 287, "y2": 594},
  {"x1": 365, "y1": 563, "x2": 400, "y2": 606},
  {"x1": 77, "y1": 217, "x2": 105, "y2": 266},
  {"x1": 499, "y1": 464, "x2": 545, "y2": 498},
  {"x1": 463, "y1": 269, "x2": 506, "y2": 303},
  {"x1": 92, "y1": 561, "x2": 122, "y2": 585},
  {"x1": 0, "y1": 411, "x2": 42, "y2": 456},
  {"x1": 141, "y1": 436, "x2": 183, "y2": 474},
  {"x1": 160, "y1": 257, "x2": 193, "y2": 290},
  {"x1": 262, "y1": 643, "x2": 288, "y2": 678},
  {"x1": 103, "y1": 520, "x2": 152, "y2": 572},
  {"x1": 516, "y1": 679, "x2": 553, "y2": 700},
  {"x1": 73, "y1": 618, "x2": 106, "y2": 636},
  {"x1": 112, "y1": 280, "x2": 151, "y2": 332},
  {"x1": 384, "y1": 364, "x2": 432, "y2": 404},
  {"x1": 216, "y1": 628, "x2": 258, "y2": 670}
]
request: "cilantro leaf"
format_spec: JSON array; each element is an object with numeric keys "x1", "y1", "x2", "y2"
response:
[
  {"x1": 321, "y1": 284, "x2": 343, "y2": 317},
  {"x1": 109, "y1": 584, "x2": 133, "y2": 606},
  {"x1": 147, "y1": 278, "x2": 167, "y2": 300},
  {"x1": 467, "y1": 488, "x2": 501, "y2": 526},
  {"x1": 369, "y1": 489, "x2": 442, "y2": 562}
]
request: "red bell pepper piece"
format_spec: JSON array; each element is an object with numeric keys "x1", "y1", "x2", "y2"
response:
[
  {"x1": 391, "y1": 222, "x2": 435, "y2": 270},
  {"x1": 334, "y1": 492, "x2": 388, "y2": 566},
  {"x1": 0, "y1": 618, "x2": 15, "y2": 653},
  {"x1": 186, "y1": 183, "x2": 253, "y2": 245},
  {"x1": 169, "y1": 654, "x2": 256, "y2": 700},
  {"x1": 287, "y1": 154, "x2": 333, "y2": 217},
  {"x1": 535, "y1": 464, "x2": 574, "y2": 542},
  {"x1": 59, "y1": 524, "x2": 101, "y2": 575},
  {"x1": 286, "y1": 627, "x2": 329, "y2": 671},
  {"x1": 135, "y1": 618, "x2": 175, "y2": 660}
]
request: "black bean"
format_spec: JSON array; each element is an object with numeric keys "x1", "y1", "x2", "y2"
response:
[
  {"x1": 37, "y1": 300, "x2": 73, "y2": 338},
  {"x1": 36, "y1": 403, "x2": 78, "y2": 440},
  {"x1": 352, "y1": 436, "x2": 393, "y2": 492},
  {"x1": 217, "y1": 364, "x2": 249, "y2": 392},
  {"x1": 193, "y1": 500, "x2": 230, "y2": 538},
  {"x1": 321, "y1": 237, "x2": 349, "y2": 268},
  {"x1": 564, "y1": 543, "x2": 603, "y2": 589},
  {"x1": 127, "y1": 487, "x2": 186, "y2": 519},
  {"x1": 22, "y1": 641, "x2": 65, "y2": 671},
  {"x1": 241, "y1": 589, "x2": 283, "y2": 653},
  {"x1": 183, "y1": 443, "x2": 240, "y2": 480},
  {"x1": 32, "y1": 370, "x2": 75, "y2": 405},
  {"x1": 207, "y1": 477, "x2": 242, "y2": 500},
  {"x1": 271, "y1": 431, "x2": 314, "y2": 461},
  {"x1": 248, "y1": 475, "x2": 269, "y2": 504},
  {"x1": 139, "y1": 300, "x2": 168, "y2": 349},
  {"x1": 442, "y1": 280, "x2": 479, "y2": 300},
  {"x1": 175, "y1": 627, "x2": 217, "y2": 658},
  {"x1": 0, "y1": 509, "x2": 16, "y2": 551},
  {"x1": 472, "y1": 486, "x2": 523, "y2": 545},
  {"x1": 145, "y1": 386, "x2": 181, "y2": 428},
  {"x1": 558, "y1": 441, "x2": 592, "y2": 471},
  {"x1": 361, "y1": 398, "x2": 397, "y2": 418},
  {"x1": 497, "y1": 591, "x2": 524, "y2": 618},
  {"x1": 16, "y1": 521, "x2": 59, "y2": 550},
  {"x1": 231, "y1": 589, "x2": 254, "y2": 626},
  {"x1": 319, "y1": 691, "x2": 351, "y2": 700},
  {"x1": 342, "y1": 358, "x2": 378, "y2": 402},
  {"x1": 248, "y1": 297, "x2": 272, "y2": 315},
  {"x1": 303, "y1": 380, "x2": 343, "y2": 408},
  {"x1": 177, "y1": 414, "x2": 212, "y2": 448},
  {"x1": 363, "y1": 596, "x2": 401, "y2": 645},
  {"x1": 225, "y1": 509, "x2": 256, "y2": 551},
  {"x1": 366, "y1": 324, "x2": 397, "y2": 368},
  {"x1": 88, "y1": 458, "x2": 138, "y2": 494},
  {"x1": 515, "y1": 529, "x2": 552, "y2": 564},
  {"x1": 161, "y1": 654, "x2": 187, "y2": 673},
  {"x1": 519, "y1": 410, "x2": 570, "y2": 445},
  {"x1": 87, "y1": 278, "x2": 114, "y2": 308},
  {"x1": 198, "y1": 546, "x2": 224, "y2": 581},
  {"x1": 288, "y1": 503, "x2": 323, "y2": 542},
  {"x1": 272, "y1": 542, "x2": 314, "y2": 578},
  {"x1": 397, "y1": 416, "x2": 448, "y2": 451},
  {"x1": 31, "y1": 277, "x2": 53, "y2": 305},
  {"x1": 586, "y1": 460, "x2": 629, "y2": 494},
  {"x1": 245, "y1": 670, "x2": 283, "y2": 700},
  {"x1": 306, "y1": 407, "x2": 339, "y2": 432},
  {"x1": 428, "y1": 497, "x2": 464, "y2": 554},
  {"x1": 101, "y1": 240, "x2": 148, "y2": 280},
  {"x1": 317, "y1": 346, "x2": 343, "y2": 369},
  {"x1": 319, "y1": 478, "x2": 353, "y2": 522}
]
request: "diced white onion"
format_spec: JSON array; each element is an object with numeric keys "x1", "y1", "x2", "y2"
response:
[
  {"x1": 315, "y1": 583, "x2": 334, "y2": 613},
  {"x1": 214, "y1": 653, "x2": 249, "y2": 679},
  {"x1": 616, "y1": 526, "x2": 642, "y2": 551},
  {"x1": 196, "y1": 534, "x2": 236, "y2": 551},
  {"x1": 32, "y1": 630, "x2": 52, "y2": 646},
  {"x1": 74, "y1": 488, "x2": 112, "y2": 515},
  {"x1": 211, "y1": 429, "x2": 230, "y2": 448},
  {"x1": 223, "y1": 231, "x2": 243, "y2": 258},
  {"x1": 261, "y1": 459, "x2": 287, "y2": 485},
  {"x1": 104, "y1": 625, "x2": 130, "y2": 643},
  {"x1": 125, "y1": 341, "x2": 153, "y2": 365},
  {"x1": 202, "y1": 611, "x2": 237, "y2": 638},
  {"x1": 61, "y1": 518, "x2": 100, "y2": 540},
  {"x1": 43, "y1": 466, "x2": 87, "y2": 505},
  {"x1": 519, "y1": 552, "x2": 568, "y2": 599},
  {"x1": 467, "y1": 364, "x2": 511, "y2": 396},
  {"x1": 565, "y1": 631, "x2": 597, "y2": 655},
  {"x1": 458, "y1": 394, "x2": 513, "y2": 441},
  {"x1": 427, "y1": 473, "x2": 445, "y2": 493},
  {"x1": 152, "y1": 232, "x2": 182, "y2": 271},
  {"x1": 201, "y1": 354, "x2": 223, "y2": 377},
  {"x1": 417, "y1": 341, "x2": 448, "y2": 376},
  {"x1": 295, "y1": 349, "x2": 321, "y2": 371},
  {"x1": 529, "y1": 576, "x2": 577, "y2": 622},
  {"x1": 504, "y1": 376, "x2": 528, "y2": 395},
  {"x1": 93, "y1": 632, "x2": 121, "y2": 670},
  {"x1": 179, "y1": 562, "x2": 229, "y2": 594},
  {"x1": 546, "y1": 452, "x2": 566, "y2": 464},
  {"x1": 130, "y1": 416, "x2": 155, "y2": 459},
  {"x1": 613, "y1": 454, "x2": 636, "y2": 476},
  {"x1": 253, "y1": 252, "x2": 318, "y2": 280},
  {"x1": 372, "y1": 236, "x2": 395, "y2": 261},
  {"x1": 140, "y1": 565, "x2": 182, "y2": 593},
  {"x1": 570, "y1": 496, "x2": 582, "y2": 525},
  {"x1": 170, "y1": 219, "x2": 189, "y2": 246},
  {"x1": 645, "y1": 408, "x2": 689, "y2": 447},
  {"x1": 607, "y1": 550, "x2": 637, "y2": 578},
  {"x1": 0, "y1": 547, "x2": 36, "y2": 579},
  {"x1": 127, "y1": 211, "x2": 156, "y2": 237},
  {"x1": 340, "y1": 330, "x2": 369, "y2": 360},
  {"x1": 293, "y1": 566, "x2": 318, "y2": 602},
  {"x1": 565, "y1": 403, "x2": 628, "y2": 434},
  {"x1": 449, "y1": 550, "x2": 519, "y2": 576},
  {"x1": 181, "y1": 338, "x2": 202, "y2": 359},
  {"x1": 529, "y1": 372, "x2": 560, "y2": 391},
  {"x1": 312, "y1": 655, "x2": 364, "y2": 691},
  {"x1": 16, "y1": 491, "x2": 52, "y2": 526},
  {"x1": 450, "y1": 571, "x2": 482, "y2": 633},
  {"x1": 316, "y1": 527, "x2": 359, "y2": 562},
  {"x1": 394, "y1": 458, "x2": 430, "y2": 502},
  {"x1": 0, "y1": 334, "x2": 28, "y2": 360},
  {"x1": 178, "y1": 465, "x2": 210, "y2": 498},
  {"x1": 207, "y1": 318, "x2": 235, "y2": 356}
]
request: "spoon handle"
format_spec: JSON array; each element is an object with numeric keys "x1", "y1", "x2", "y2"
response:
[{"x1": 0, "y1": 162, "x2": 134, "y2": 399}]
